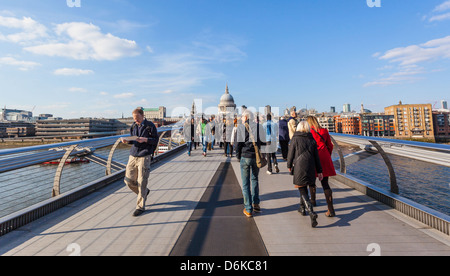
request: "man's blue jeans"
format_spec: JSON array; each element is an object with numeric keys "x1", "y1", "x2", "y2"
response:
[
  {"x1": 210, "y1": 136, "x2": 215, "y2": 150},
  {"x1": 240, "y1": 157, "x2": 260, "y2": 213},
  {"x1": 201, "y1": 136, "x2": 208, "y2": 153},
  {"x1": 186, "y1": 141, "x2": 192, "y2": 154}
]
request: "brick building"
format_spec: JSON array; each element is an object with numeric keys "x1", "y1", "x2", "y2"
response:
[
  {"x1": 334, "y1": 115, "x2": 360, "y2": 135},
  {"x1": 385, "y1": 102, "x2": 434, "y2": 140},
  {"x1": 432, "y1": 109, "x2": 450, "y2": 142},
  {"x1": 360, "y1": 114, "x2": 395, "y2": 137}
]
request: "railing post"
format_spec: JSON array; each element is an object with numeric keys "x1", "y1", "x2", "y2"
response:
[
  {"x1": 155, "y1": 131, "x2": 167, "y2": 156},
  {"x1": 168, "y1": 135, "x2": 173, "y2": 150},
  {"x1": 52, "y1": 145, "x2": 78, "y2": 197},
  {"x1": 330, "y1": 135, "x2": 346, "y2": 174},
  {"x1": 106, "y1": 138, "x2": 123, "y2": 176},
  {"x1": 369, "y1": 140, "x2": 399, "y2": 194}
]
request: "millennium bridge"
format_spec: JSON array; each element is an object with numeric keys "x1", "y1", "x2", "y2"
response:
[{"x1": 0, "y1": 122, "x2": 449, "y2": 256}]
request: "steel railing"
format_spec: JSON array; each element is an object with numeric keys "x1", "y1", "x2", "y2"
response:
[
  {"x1": 330, "y1": 133, "x2": 450, "y2": 194},
  {"x1": 0, "y1": 124, "x2": 186, "y2": 236},
  {"x1": 329, "y1": 132, "x2": 450, "y2": 235}
]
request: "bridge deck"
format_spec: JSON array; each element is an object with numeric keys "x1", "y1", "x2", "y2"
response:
[{"x1": 1, "y1": 148, "x2": 449, "y2": 256}]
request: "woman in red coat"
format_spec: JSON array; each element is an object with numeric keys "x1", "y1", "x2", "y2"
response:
[{"x1": 307, "y1": 116, "x2": 336, "y2": 217}]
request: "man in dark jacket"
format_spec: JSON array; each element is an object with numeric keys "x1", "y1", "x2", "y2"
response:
[
  {"x1": 121, "y1": 108, "x2": 158, "y2": 216},
  {"x1": 236, "y1": 110, "x2": 263, "y2": 217},
  {"x1": 278, "y1": 116, "x2": 289, "y2": 160}
]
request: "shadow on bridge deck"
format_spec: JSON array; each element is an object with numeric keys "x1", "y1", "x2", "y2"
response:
[{"x1": 0, "y1": 147, "x2": 449, "y2": 256}]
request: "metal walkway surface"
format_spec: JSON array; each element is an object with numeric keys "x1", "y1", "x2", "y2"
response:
[
  {"x1": 170, "y1": 162, "x2": 267, "y2": 256},
  {"x1": 0, "y1": 148, "x2": 449, "y2": 256}
]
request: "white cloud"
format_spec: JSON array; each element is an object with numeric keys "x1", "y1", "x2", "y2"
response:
[
  {"x1": 24, "y1": 22, "x2": 140, "y2": 60},
  {"x1": 429, "y1": 12, "x2": 450, "y2": 22},
  {"x1": 363, "y1": 65, "x2": 425, "y2": 87},
  {"x1": 124, "y1": 32, "x2": 246, "y2": 97},
  {"x1": 0, "y1": 15, "x2": 141, "y2": 61},
  {"x1": 69, "y1": 87, "x2": 88, "y2": 93},
  {"x1": 0, "y1": 56, "x2": 40, "y2": 71},
  {"x1": 113, "y1": 92, "x2": 134, "y2": 99},
  {"x1": 379, "y1": 36, "x2": 450, "y2": 65},
  {"x1": 433, "y1": 0, "x2": 450, "y2": 12},
  {"x1": 425, "y1": 1, "x2": 450, "y2": 22},
  {"x1": 125, "y1": 53, "x2": 225, "y2": 95},
  {"x1": 54, "y1": 68, "x2": 94, "y2": 76},
  {"x1": 0, "y1": 15, "x2": 48, "y2": 44},
  {"x1": 364, "y1": 35, "x2": 450, "y2": 87}
]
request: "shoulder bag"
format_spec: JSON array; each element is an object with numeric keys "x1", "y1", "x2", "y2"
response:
[
  {"x1": 311, "y1": 128, "x2": 330, "y2": 152},
  {"x1": 245, "y1": 123, "x2": 267, "y2": 168}
]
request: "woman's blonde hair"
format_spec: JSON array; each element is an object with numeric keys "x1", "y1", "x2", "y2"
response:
[
  {"x1": 242, "y1": 110, "x2": 254, "y2": 121},
  {"x1": 306, "y1": 116, "x2": 322, "y2": 130},
  {"x1": 296, "y1": 121, "x2": 311, "y2": 133}
]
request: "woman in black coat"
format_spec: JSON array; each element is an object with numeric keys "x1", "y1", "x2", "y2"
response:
[{"x1": 287, "y1": 121, "x2": 323, "y2": 228}]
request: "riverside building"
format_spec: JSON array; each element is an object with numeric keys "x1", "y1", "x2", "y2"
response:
[{"x1": 385, "y1": 102, "x2": 434, "y2": 140}]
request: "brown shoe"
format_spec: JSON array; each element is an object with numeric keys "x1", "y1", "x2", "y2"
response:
[
  {"x1": 243, "y1": 209, "x2": 252, "y2": 218},
  {"x1": 253, "y1": 204, "x2": 261, "y2": 213}
]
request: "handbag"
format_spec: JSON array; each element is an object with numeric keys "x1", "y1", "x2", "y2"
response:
[
  {"x1": 311, "y1": 128, "x2": 330, "y2": 152},
  {"x1": 245, "y1": 123, "x2": 267, "y2": 168}
]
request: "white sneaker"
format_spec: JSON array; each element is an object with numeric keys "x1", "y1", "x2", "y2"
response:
[{"x1": 266, "y1": 171, "x2": 272, "y2": 175}]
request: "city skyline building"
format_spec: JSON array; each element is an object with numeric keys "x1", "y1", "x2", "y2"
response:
[
  {"x1": 218, "y1": 84, "x2": 237, "y2": 117},
  {"x1": 0, "y1": 108, "x2": 33, "y2": 122},
  {"x1": 385, "y1": 101, "x2": 434, "y2": 140},
  {"x1": 334, "y1": 114, "x2": 360, "y2": 135},
  {"x1": 360, "y1": 114, "x2": 395, "y2": 137},
  {"x1": 343, "y1": 103, "x2": 351, "y2": 113},
  {"x1": 432, "y1": 109, "x2": 450, "y2": 141},
  {"x1": 143, "y1": 106, "x2": 166, "y2": 120}
]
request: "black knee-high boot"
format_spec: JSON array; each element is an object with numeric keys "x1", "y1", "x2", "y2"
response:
[
  {"x1": 298, "y1": 199, "x2": 307, "y2": 216},
  {"x1": 301, "y1": 194, "x2": 318, "y2": 228},
  {"x1": 298, "y1": 187, "x2": 307, "y2": 216}
]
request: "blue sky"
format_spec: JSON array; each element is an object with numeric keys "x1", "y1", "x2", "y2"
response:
[{"x1": 0, "y1": 0, "x2": 449, "y2": 119}]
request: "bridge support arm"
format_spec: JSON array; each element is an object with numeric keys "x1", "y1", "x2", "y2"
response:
[
  {"x1": 155, "y1": 131, "x2": 167, "y2": 156},
  {"x1": 52, "y1": 145, "x2": 78, "y2": 197},
  {"x1": 330, "y1": 136, "x2": 346, "y2": 174},
  {"x1": 369, "y1": 140, "x2": 399, "y2": 194},
  {"x1": 106, "y1": 138, "x2": 122, "y2": 176}
]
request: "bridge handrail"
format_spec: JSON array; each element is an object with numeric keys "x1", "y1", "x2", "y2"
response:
[
  {"x1": 0, "y1": 125, "x2": 183, "y2": 174},
  {"x1": 0, "y1": 142, "x2": 187, "y2": 237},
  {"x1": 0, "y1": 125, "x2": 183, "y2": 157},
  {"x1": 330, "y1": 133, "x2": 450, "y2": 152},
  {"x1": 329, "y1": 133, "x2": 450, "y2": 195}
]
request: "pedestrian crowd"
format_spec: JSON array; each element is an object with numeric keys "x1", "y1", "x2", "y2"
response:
[
  {"x1": 179, "y1": 106, "x2": 336, "y2": 228},
  {"x1": 122, "y1": 106, "x2": 337, "y2": 228}
]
